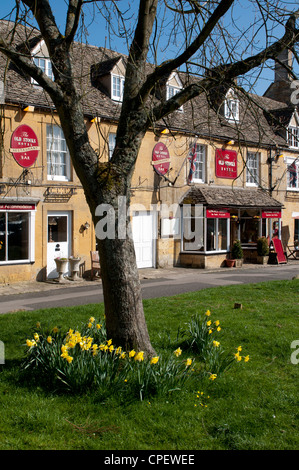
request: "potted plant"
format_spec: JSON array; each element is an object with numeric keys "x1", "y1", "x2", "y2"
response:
[
  {"x1": 257, "y1": 237, "x2": 269, "y2": 264},
  {"x1": 231, "y1": 239, "x2": 243, "y2": 267},
  {"x1": 54, "y1": 257, "x2": 69, "y2": 282}
]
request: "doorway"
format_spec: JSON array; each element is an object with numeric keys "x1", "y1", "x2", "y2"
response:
[{"x1": 47, "y1": 211, "x2": 72, "y2": 278}]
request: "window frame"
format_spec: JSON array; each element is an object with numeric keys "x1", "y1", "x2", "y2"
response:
[
  {"x1": 0, "y1": 209, "x2": 35, "y2": 265},
  {"x1": 108, "y1": 133, "x2": 116, "y2": 160},
  {"x1": 287, "y1": 126, "x2": 299, "y2": 149},
  {"x1": 189, "y1": 143, "x2": 206, "y2": 183},
  {"x1": 46, "y1": 124, "x2": 71, "y2": 182},
  {"x1": 246, "y1": 152, "x2": 260, "y2": 187},
  {"x1": 224, "y1": 89, "x2": 239, "y2": 122},
  {"x1": 32, "y1": 56, "x2": 54, "y2": 85},
  {"x1": 286, "y1": 158, "x2": 299, "y2": 191},
  {"x1": 111, "y1": 74, "x2": 125, "y2": 102}
]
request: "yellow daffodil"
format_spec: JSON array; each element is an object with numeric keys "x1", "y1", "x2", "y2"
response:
[
  {"x1": 134, "y1": 351, "x2": 144, "y2": 362},
  {"x1": 206, "y1": 320, "x2": 212, "y2": 326},
  {"x1": 66, "y1": 355, "x2": 73, "y2": 363},
  {"x1": 185, "y1": 358, "x2": 192, "y2": 367},
  {"x1": 89, "y1": 317, "x2": 95, "y2": 323},
  {"x1": 208, "y1": 329, "x2": 212, "y2": 334},
  {"x1": 205, "y1": 310, "x2": 211, "y2": 316},
  {"x1": 96, "y1": 324, "x2": 102, "y2": 329},
  {"x1": 214, "y1": 320, "x2": 220, "y2": 326},
  {"x1": 33, "y1": 333, "x2": 39, "y2": 342},
  {"x1": 217, "y1": 326, "x2": 221, "y2": 332},
  {"x1": 213, "y1": 341, "x2": 220, "y2": 347},
  {"x1": 244, "y1": 355, "x2": 250, "y2": 362},
  {"x1": 174, "y1": 347, "x2": 182, "y2": 357},
  {"x1": 150, "y1": 356, "x2": 159, "y2": 365},
  {"x1": 87, "y1": 322, "x2": 92, "y2": 328},
  {"x1": 52, "y1": 326, "x2": 59, "y2": 333},
  {"x1": 209, "y1": 373, "x2": 217, "y2": 381},
  {"x1": 129, "y1": 349, "x2": 136, "y2": 358},
  {"x1": 36, "y1": 322, "x2": 41, "y2": 328},
  {"x1": 47, "y1": 336, "x2": 52, "y2": 344},
  {"x1": 237, "y1": 345, "x2": 242, "y2": 352}
]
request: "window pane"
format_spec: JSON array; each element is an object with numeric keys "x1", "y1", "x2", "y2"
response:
[
  {"x1": 7, "y1": 213, "x2": 29, "y2": 260},
  {"x1": 0, "y1": 213, "x2": 5, "y2": 261},
  {"x1": 48, "y1": 216, "x2": 67, "y2": 243},
  {"x1": 47, "y1": 125, "x2": 69, "y2": 179},
  {"x1": 207, "y1": 218, "x2": 216, "y2": 251},
  {"x1": 288, "y1": 162, "x2": 298, "y2": 188},
  {"x1": 218, "y1": 218, "x2": 227, "y2": 250}
]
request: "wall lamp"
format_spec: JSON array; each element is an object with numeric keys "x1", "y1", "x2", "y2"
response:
[
  {"x1": 22, "y1": 105, "x2": 35, "y2": 112},
  {"x1": 79, "y1": 221, "x2": 90, "y2": 234},
  {"x1": 90, "y1": 116, "x2": 101, "y2": 124}
]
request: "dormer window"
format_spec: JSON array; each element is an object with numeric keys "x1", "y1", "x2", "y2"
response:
[
  {"x1": 166, "y1": 72, "x2": 183, "y2": 111},
  {"x1": 31, "y1": 40, "x2": 54, "y2": 85},
  {"x1": 288, "y1": 126, "x2": 299, "y2": 148},
  {"x1": 224, "y1": 88, "x2": 239, "y2": 122},
  {"x1": 112, "y1": 74, "x2": 125, "y2": 102},
  {"x1": 33, "y1": 56, "x2": 54, "y2": 81}
]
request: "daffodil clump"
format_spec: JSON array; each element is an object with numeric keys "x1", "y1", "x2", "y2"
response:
[
  {"x1": 23, "y1": 310, "x2": 249, "y2": 401},
  {"x1": 23, "y1": 316, "x2": 197, "y2": 400},
  {"x1": 180, "y1": 309, "x2": 249, "y2": 377}
]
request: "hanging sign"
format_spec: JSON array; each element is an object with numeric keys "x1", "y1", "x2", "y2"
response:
[
  {"x1": 152, "y1": 143, "x2": 170, "y2": 176},
  {"x1": 206, "y1": 209, "x2": 230, "y2": 218},
  {"x1": 215, "y1": 149, "x2": 237, "y2": 179},
  {"x1": 262, "y1": 210, "x2": 281, "y2": 218},
  {"x1": 10, "y1": 125, "x2": 40, "y2": 168}
]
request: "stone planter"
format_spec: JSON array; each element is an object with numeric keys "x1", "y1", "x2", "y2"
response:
[
  {"x1": 234, "y1": 258, "x2": 243, "y2": 268},
  {"x1": 257, "y1": 255, "x2": 269, "y2": 265},
  {"x1": 68, "y1": 257, "x2": 81, "y2": 281},
  {"x1": 54, "y1": 258, "x2": 68, "y2": 282}
]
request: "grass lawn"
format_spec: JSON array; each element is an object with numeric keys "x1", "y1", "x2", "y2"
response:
[{"x1": 0, "y1": 279, "x2": 298, "y2": 450}]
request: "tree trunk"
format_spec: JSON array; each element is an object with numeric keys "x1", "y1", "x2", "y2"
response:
[{"x1": 98, "y1": 236, "x2": 155, "y2": 355}]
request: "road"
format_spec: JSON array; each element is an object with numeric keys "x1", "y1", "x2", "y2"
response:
[{"x1": 0, "y1": 263, "x2": 298, "y2": 314}]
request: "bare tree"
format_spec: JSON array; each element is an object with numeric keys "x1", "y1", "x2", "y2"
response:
[{"x1": 0, "y1": 0, "x2": 298, "y2": 355}]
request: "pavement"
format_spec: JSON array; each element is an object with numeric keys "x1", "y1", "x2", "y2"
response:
[{"x1": 0, "y1": 260, "x2": 298, "y2": 297}]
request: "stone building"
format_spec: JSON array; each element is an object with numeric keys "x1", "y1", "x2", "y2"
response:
[{"x1": 0, "y1": 20, "x2": 298, "y2": 283}]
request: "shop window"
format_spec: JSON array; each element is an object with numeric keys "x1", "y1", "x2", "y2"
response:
[
  {"x1": 287, "y1": 159, "x2": 299, "y2": 190},
  {"x1": 224, "y1": 88, "x2": 239, "y2": 122},
  {"x1": 188, "y1": 144, "x2": 206, "y2": 183},
  {"x1": 112, "y1": 74, "x2": 125, "y2": 101},
  {"x1": 181, "y1": 205, "x2": 204, "y2": 251},
  {"x1": 47, "y1": 125, "x2": 71, "y2": 181},
  {"x1": 0, "y1": 211, "x2": 34, "y2": 263},
  {"x1": 206, "y1": 217, "x2": 228, "y2": 252},
  {"x1": 294, "y1": 219, "x2": 299, "y2": 244},
  {"x1": 246, "y1": 152, "x2": 260, "y2": 186},
  {"x1": 240, "y1": 210, "x2": 260, "y2": 244}
]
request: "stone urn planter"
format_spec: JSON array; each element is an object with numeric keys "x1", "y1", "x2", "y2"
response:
[
  {"x1": 54, "y1": 257, "x2": 69, "y2": 282},
  {"x1": 68, "y1": 257, "x2": 81, "y2": 281}
]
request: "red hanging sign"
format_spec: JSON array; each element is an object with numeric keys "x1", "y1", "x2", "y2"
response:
[
  {"x1": 152, "y1": 143, "x2": 170, "y2": 176},
  {"x1": 10, "y1": 125, "x2": 40, "y2": 168},
  {"x1": 0, "y1": 204, "x2": 36, "y2": 211},
  {"x1": 206, "y1": 209, "x2": 230, "y2": 218},
  {"x1": 262, "y1": 211, "x2": 281, "y2": 218},
  {"x1": 215, "y1": 149, "x2": 237, "y2": 179}
]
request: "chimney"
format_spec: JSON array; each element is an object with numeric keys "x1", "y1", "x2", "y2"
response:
[
  {"x1": 263, "y1": 49, "x2": 293, "y2": 104},
  {"x1": 274, "y1": 49, "x2": 293, "y2": 82}
]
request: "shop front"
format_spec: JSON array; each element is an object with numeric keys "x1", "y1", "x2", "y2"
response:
[{"x1": 179, "y1": 186, "x2": 283, "y2": 268}]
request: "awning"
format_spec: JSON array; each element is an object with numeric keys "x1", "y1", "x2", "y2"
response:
[{"x1": 181, "y1": 186, "x2": 282, "y2": 210}]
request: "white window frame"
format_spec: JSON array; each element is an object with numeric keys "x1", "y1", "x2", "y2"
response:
[
  {"x1": 108, "y1": 133, "x2": 116, "y2": 160},
  {"x1": 0, "y1": 209, "x2": 35, "y2": 265},
  {"x1": 246, "y1": 152, "x2": 260, "y2": 187},
  {"x1": 205, "y1": 216, "x2": 230, "y2": 253},
  {"x1": 111, "y1": 74, "x2": 125, "y2": 101},
  {"x1": 287, "y1": 126, "x2": 299, "y2": 149},
  {"x1": 224, "y1": 89, "x2": 239, "y2": 122},
  {"x1": 166, "y1": 84, "x2": 183, "y2": 112},
  {"x1": 32, "y1": 56, "x2": 54, "y2": 85},
  {"x1": 286, "y1": 157, "x2": 299, "y2": 191},
  {"x1": 189, "y1": 144, "x2": 206, "y2": 183},
  {"x1": 47, "y1": 124, "x2": 71, "y2": 182}
]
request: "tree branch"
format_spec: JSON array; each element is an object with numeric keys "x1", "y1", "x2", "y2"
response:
[{"x1": 65, "y1": 0, "x2": 84, "y2": 45}]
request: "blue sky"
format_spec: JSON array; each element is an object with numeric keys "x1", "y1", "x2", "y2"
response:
[{"x1": 1, "y1": 0, "x2": 298, "y2": 95}]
